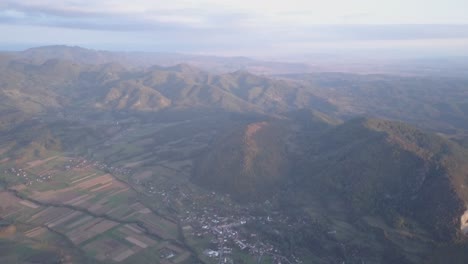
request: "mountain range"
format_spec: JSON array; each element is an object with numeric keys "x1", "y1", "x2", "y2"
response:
[{"x1": 0, "y1": 46, "x2": 468, "y2": 263}]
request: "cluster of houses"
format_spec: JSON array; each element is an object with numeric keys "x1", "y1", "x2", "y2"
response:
[
  {"x1": 66, "y1": 158, "x2": 133, "y2": 177},
  {"x1": 181, "y1": 204, "x2": 301, "y2": 264},
  {"x1": 4, "y1": 167, "x2": 51, "y2": 186}
]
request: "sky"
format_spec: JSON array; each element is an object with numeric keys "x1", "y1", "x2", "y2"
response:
[{"x1": 0, "y1": 0, "x2": 468, "y2": 58}]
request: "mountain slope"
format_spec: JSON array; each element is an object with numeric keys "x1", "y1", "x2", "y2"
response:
[
  {"x1": 295, "y1": 118, "x2": 468, "y2": 240},
  {"x1": 193, "y1": 111, "x2": 339, "y2": 202},
  {"x1": 193, "y1": 120, "x2": 290, "y2": 202}
]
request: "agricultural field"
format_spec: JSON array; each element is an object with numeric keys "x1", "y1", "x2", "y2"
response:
[{"x1": 0, "y1": 153, "x2": 193, "y2": 263}]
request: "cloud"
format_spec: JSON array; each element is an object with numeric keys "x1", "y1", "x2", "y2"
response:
[
  {"x1": 1, "y1": 0, "x2": 468, "y2": 56},
  {"x1": 2, "y1": 0, "x2": 468, "y2": 31},
  {"x1": 0, "y1": 1, "x2": 259, "y2": 30}
]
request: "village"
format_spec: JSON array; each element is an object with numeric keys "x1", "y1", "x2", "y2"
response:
[{"x1": 181, "y1": 207, "x2": 302, "y2": 264}]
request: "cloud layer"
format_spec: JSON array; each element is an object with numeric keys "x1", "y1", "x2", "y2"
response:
[{"x1": 1, "y1": 0, "x2": 468, "y2": 56}]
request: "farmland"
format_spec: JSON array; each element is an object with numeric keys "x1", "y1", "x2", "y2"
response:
[{"x1": 0, "y1": 152, "x2": 193, "y2": 263}]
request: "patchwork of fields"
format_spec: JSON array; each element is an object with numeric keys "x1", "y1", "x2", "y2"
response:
[{"x1": 0, "y1": 156, "x2": 191, "y2": 263}]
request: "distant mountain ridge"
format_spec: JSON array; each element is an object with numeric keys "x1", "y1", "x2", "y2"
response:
[
  {"x1": 1, "y1": 45, "x2": 312, "y2": 74},
  {"x1": 2, "y1": 49, "x2": 468, "y2": 135}
]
